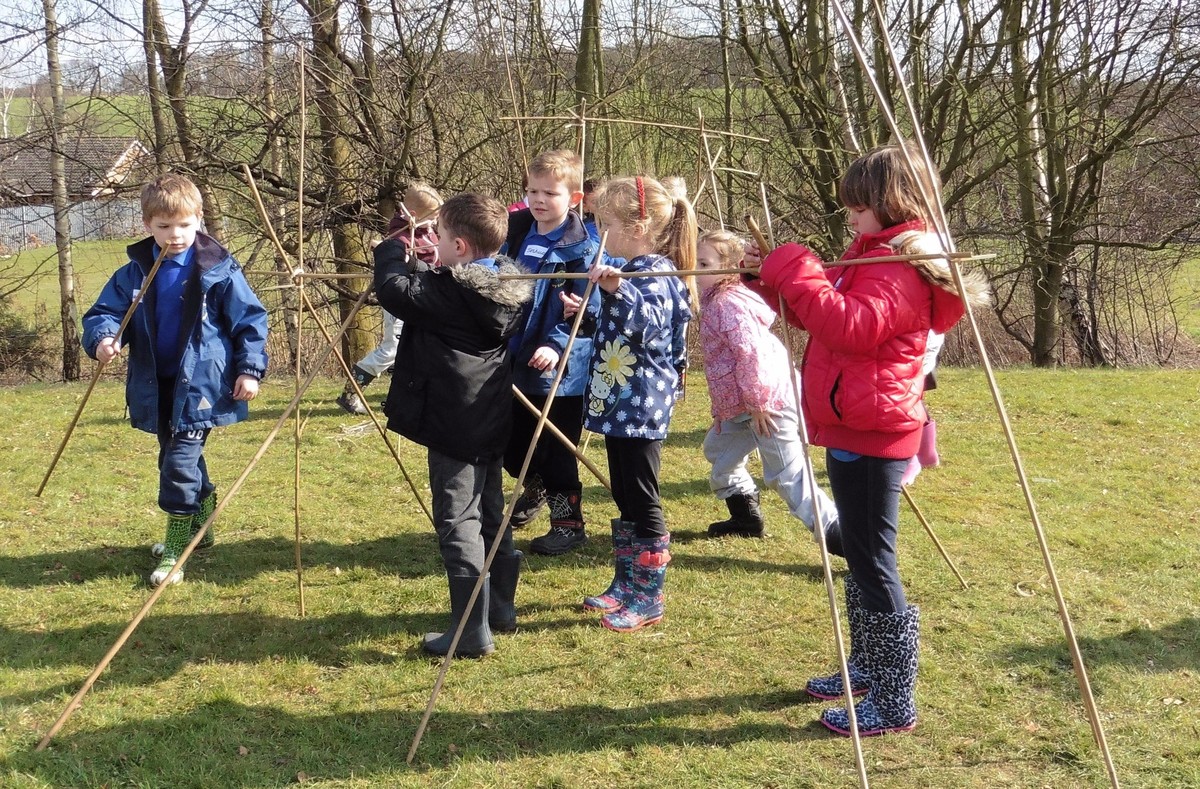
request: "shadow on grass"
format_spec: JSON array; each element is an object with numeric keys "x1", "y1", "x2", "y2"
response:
[
  {"x1": 1000, "y1": 617, "x2": 1200, "y2": 678},
  {"x1": 6, "y1": 692, "x2": 830, "y2": 785},
  {"x1": 0, "y1": 534, "x2": 446, "y2": 589}
]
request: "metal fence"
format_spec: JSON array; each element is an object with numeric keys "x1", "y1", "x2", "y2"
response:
[{"x1": 0, "y1": 199, "x2": 142, "y2": 252}]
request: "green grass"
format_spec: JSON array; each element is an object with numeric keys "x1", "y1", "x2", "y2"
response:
[
  {"x1": 1, "y1": 240, "x2": 132, "y2": 320},
  {"x1": 0, "y1": 369, "x2": 1198, "y2": 788}
]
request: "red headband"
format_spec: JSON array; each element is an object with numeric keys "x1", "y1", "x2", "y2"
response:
[{"x1": 636, "y1": 176, "x2": 647, "y2": 220}]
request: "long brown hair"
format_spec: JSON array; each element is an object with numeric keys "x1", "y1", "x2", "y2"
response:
[{"x1": 838, "y1": 143, "x2": 939, "y2": 229}]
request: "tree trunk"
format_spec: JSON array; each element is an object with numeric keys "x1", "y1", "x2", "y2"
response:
[
  {"x1": 309, "y1": 0, "x2": 373, "y2": 364},
  {"x1": 142, "y1": 0, "x2": 170, "y2": 171},
  {"x1": 574, "y1": 0, "x2": 602, "y2": 169},
  {"x1": 42, "y1": 0, "x2": 80, "y2": 381},
  {"x1": 261, "y1": 0, "x2": 299, "y2": 369}
]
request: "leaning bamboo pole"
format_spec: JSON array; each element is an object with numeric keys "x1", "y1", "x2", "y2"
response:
[
  {"x1": 406, "y1": 235, "x2": 607, "y2": 763},
  {"x1": 831, "y1": 2, "x2": 1119, "y2": 784},
  {"x1": 294, "y1": 46, "x2": 308, "y2": 617},
  {"x1": 36, "y1": 244, "x2": 171, "y2": 497},
  {"x1": 34, "y1": 287, "x2": 374, "y2": 751}
]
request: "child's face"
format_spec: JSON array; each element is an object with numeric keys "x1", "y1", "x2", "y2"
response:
[
  {"x1": 144, "y1": 211, "x2": 202, "y2": 255},
  {"x1": 435, "y1": 224, "x2": 473, "y2": 266},
  {"x1": 846, "y1": 205, "x2": 883, "y2": 237},
  {"x1": 595, "y1": 210, "x2": 643, "y2": 260},
  {"x1": 526, "y1": 173, "x2": 582, "y2": 231},
  {"x1": 696, "y1": 241, "x2": 731, "y2": 294}
]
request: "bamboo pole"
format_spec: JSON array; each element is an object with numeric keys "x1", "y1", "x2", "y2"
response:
[
  {"x1": 36, "y1": 244, "x2": 171, "y2": 497},
  {"x1": 498, "y1": 114, "x2": 769, "y2": 143},
  {"x1": 241, "y1": 163, "x2": 434, "y2": 528},
  {"x1": 512, "y1": 386, "x2": 611, "y2": 491},
  {"x1": 745, "y1": 217, "x2": 869, "y2": 787},
  {"x1": 496, "y1": 8, "x2": 529, "y2": 172},
  {"x1": 34, "y1": 287, "x2": 373, "y2": 751},
  {"x1": 294, "y1": 46, "x2": 308, "y2": 618},
  {"x1": 407, "y1": 234, "x2": 607, "y2": 763},
  {"x1": 832, "y1": 3, "x2": 1119, "y2": 784},
  {"x1": 901, "y1": 487, "x2": 968, "y2": 590}
]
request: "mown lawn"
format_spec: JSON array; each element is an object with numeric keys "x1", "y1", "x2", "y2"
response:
[{"x1": 0, "y1": 368, "x2": 1197, "y2": 788}]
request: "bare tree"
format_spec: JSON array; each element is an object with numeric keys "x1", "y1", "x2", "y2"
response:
[{"x1": 41, "y1": 0, "x2": 80, "y2": 381}]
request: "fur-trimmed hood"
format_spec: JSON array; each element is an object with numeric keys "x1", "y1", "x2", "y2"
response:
[
  {"x1": 889, "y1": 230, "x2": 991, "y2": 310},
  {"x1": 447, "y1": 254, "x2": 534, "y2": 310}
]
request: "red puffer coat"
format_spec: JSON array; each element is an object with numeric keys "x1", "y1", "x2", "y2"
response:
[{"x1": 749, "y1": 220, "x2": 964, "y2": 459}]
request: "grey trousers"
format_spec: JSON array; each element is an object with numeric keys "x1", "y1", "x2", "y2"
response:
[
  {"x1": 703, "y1": 402, "x2": 838, "y2": 532},
  {"x1": 427, "y1": 449, "x2": 515, "y2": 577}
]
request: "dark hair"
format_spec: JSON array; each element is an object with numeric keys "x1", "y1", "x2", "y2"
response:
[
  {"x1": 838, "y1": 143, "x2": 940, "y2": 229},
  {"x1": 438, "y1": 193, "x2": 508, "y2": 256}
]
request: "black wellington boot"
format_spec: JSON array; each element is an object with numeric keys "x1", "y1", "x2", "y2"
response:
[
  {"x1": 489, "y1": 551, "x2": 522, "y2": 634},
  {"x1": 708, "y1": 491, "x2": 765, "y2": 538},
  {"x1": 423, "y1": 573, "x2": 495, "y2": 658}
]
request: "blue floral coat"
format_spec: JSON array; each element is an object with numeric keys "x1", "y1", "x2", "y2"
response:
[{"x1": 583, "y1": 254, "x2": 692, "y2": 439}]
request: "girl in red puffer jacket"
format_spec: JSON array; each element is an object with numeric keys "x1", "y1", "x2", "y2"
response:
[{"x1": 746, "y1": 144, "x2": 989, "y2": 738}]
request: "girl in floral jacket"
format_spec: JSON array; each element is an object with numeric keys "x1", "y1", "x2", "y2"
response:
[
  {"x1": 696, "y1": 229, "x2": 839, "y2": 543},
  {"x1": 565, "y1": 176, "x2": 695, "y2": 633}
]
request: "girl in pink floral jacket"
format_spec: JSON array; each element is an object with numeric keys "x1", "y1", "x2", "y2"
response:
[{"x1": 696, "y1": 229, "x2": 839, "y2": 544}]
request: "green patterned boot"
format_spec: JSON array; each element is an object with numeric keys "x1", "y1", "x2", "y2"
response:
[
  {"x1": 150, "y1": 513, "x2": 193, "y2": 586},
  {"x1": 151, "y1": 490, "x2": 216, "y2": 558}
]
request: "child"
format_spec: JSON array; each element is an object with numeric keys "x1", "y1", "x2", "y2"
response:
[
  {"x1": 374, "y1": 192, "x2": 533, "y2": 657},
  {"x1": 581, "y1": 177, "x2": 601, "y2": 242},
  {"x1": 337, "y1": 182, "x2": 442, "y2": 415},
  {"x1": 745, "y1": 144, "x2": 989, "y2": 735},
  {"x1": 695, "y1": 229, "x2": 840, "y2": 544},
  {"x1": 501, "y1": 150, "x2": 601, "y2": 556},
  {"x1": 82, "y1": 173, "x2": 269, "y2": 586},
  {"x1": 572, "y1": 176, "x2": 695, "y2": 633}
]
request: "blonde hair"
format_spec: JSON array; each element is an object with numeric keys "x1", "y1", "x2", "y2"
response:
[
  {"x1": 698, "y1": 228, "x2": 745, "y2": 285},
  {"x1": 595, "y1": 175, "x2": 698, "y2": 310},
  {"x1": 838, "y1": 143, "x2": 939, "y2": 229},
  {"x1": 527, "y1": 149, "x2": 584, "y2": 193},
  {"x1": 141, "y1": 174, "x2": 203, "y2": 222},
  {"x1": 401, "y1": 182, "x2": 442, "y2": 225}
]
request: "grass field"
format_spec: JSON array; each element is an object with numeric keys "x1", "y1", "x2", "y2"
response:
[{"x1": 0, "y1": 368, "x2": 1197, "y2": 788}]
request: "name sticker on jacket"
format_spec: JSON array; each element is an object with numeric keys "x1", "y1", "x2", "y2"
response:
[{"x1": 523, "y1": 243, "x2": 549, "y2": 260}]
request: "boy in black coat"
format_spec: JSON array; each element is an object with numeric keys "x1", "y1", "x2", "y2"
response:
[{"x1": 374, "y1": 192, "x2": 533, "y2": 657}]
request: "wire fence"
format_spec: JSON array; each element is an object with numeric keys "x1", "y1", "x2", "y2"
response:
[{"x1": 0, "y1": 199, "x2": 142, "y2": 253}]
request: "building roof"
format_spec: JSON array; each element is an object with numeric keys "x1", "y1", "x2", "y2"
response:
[{"x1": 0, "y1": 135, "x2": 152, "y2": 204}]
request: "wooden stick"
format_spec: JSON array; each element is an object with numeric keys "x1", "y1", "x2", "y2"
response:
[
  {"x1": 407, "y1": 234, "x2": 607, "y2": 764},
  {"x1": 496, "y1": 9, "x2": 529, "y2": 172},
  {"x1": 36, "y1": 244, "x2": 171, "y2": 496},
  {"x1": 295, "y1": 45, "x2": 308, "y2": 618},
  {"x1": 512, "y1": 386, "x2": 610, "y2": 491},
  {"x1": 34, "y1": 287, "x2": 373, "y2": 751},
  {"x1": 831, "y1": 4, "x2": 1119, "y2": 785},
  {"x1": 758, "y1": 181, "x2": 776, "y2": 249},
  {"x1": 298, "y1": 287, "x2": 435, "y2": 526},
  {"x1": 901, "y1": 487, "x2": 968, "y2": 590},
  {"x1": 498, "y1": 114, "x2": 770, "y2": 143},
  {"x1": 498, "y1": 252, "x2": 995, "y2": 281},
  {"x1": 747, "y1": 215, "x2": 870, "y2": 785}
]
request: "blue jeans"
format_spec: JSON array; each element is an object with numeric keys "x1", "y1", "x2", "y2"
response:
[
  {"x1": 825, "y1": 451, "x2": 908, "y2": 613},
  {"x1": 156, "y1": 379, "x2": 213, "y2": 515},
  {"x1": 428, "y1": 449, "x2": 515, "y2": 577}
]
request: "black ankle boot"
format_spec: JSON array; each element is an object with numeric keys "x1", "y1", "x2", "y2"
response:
[
  {"x1": 708, "y1": 492, "x2": 765, "y2": 538},
  {"x1": 489, "y1": 551, "x2": 522, "y2": 633},
  {"x1": 423, "y1": 574, "x2": 495, "y2": 657}
]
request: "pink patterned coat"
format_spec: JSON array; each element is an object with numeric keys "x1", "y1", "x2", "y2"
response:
[{"x1": 700, "y1": 279, "x2": 794, "y2": 422}]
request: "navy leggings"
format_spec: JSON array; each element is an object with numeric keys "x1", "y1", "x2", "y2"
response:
[
  {"x1": 605, "y1": 436, "x2": 667, "y2": 539},
  {"x1": 825, "y1": 451, "x2": 908, "y2": 613}
]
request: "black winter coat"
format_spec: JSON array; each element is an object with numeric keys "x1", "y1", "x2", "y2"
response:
[{"x1": 374, "y1": 240, "x2": 533, "y2": 464}]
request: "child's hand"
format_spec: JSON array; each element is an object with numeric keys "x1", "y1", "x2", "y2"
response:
[
  {"x1": 233, "y1": 375, "x2": 260, "y2": 401},
  {"x1": 743, "y1": 241, "x2": 763, "y2": 270},
  {"x1": 588, "y1": 263, "x2": 623, "y2": 294},
  {"x1": 96, "y1": 337, "x2": 122, "y2": 363},
  {"x1": 750, "y1": 409, "x2": 778, "y2": 438},
  {"x1": 560, "y1": 291, "x2": 583, "y2": 319},
  {"x1": 528, "y1": 345, "x2": 561, "y2": 372},
  {"x1": 711, "y1": 417, "x2": 722, "y2": 435}
]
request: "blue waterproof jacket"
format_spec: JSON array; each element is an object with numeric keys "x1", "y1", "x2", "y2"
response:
[
  {"x1": 502, "y1": 209, "x2": 601, "y2": 396},
  {"x1": 82, "y1": 234, "x2": 269, "y2": 435},
  {"x1": 583, "y1": 254, "x2": 692, "y2": 439}
]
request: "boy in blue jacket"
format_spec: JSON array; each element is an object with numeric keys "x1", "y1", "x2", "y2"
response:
[
  {"x1": 502, "y1": 149, "x2": 601, "y2": 555},
  {"x1": 82, "y1": 174, "x2": 269, "y2": 587}
]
